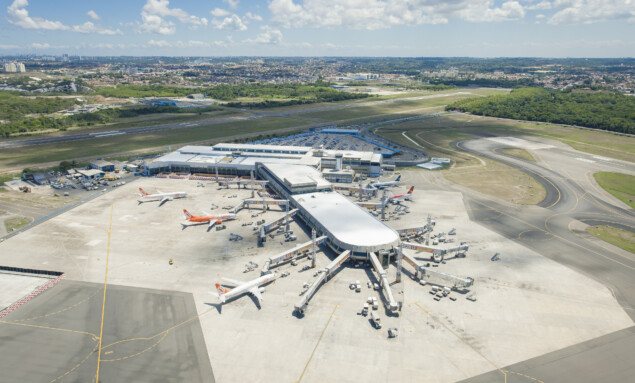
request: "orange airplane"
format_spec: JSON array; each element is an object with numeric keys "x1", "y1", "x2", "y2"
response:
[{"x1": 182, "y1": 209, "x2": 237, "y2": 229}]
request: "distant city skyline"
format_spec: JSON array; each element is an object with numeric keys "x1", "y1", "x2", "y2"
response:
[{"x1": 1, "y1": 0, "x2": 634, "y2": 57}]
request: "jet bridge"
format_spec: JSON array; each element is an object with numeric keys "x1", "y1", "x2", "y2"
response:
[
  {"x1": 261, "y1": 235, "x2": 328, "y2": 274},
  {"x1": 261, "y1": 209, "x2": 298, "y2": 234},
  {"x1": 369, "y1": 252, "x2": 400, "y2": 312},
  {"x1": 294, "y1": 250, "x2": 351, "y2": 315},
  {"x1": 401, "y1": 241, "x2": 469, "y2": 262},
  {"x1": 230, "y1": 198, "x2": 289, "y2": 214},
  {"x1": 400, "y1": 251, "x2": 473, "y2": 289}
]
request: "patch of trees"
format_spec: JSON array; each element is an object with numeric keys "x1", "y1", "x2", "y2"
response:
[
  {"x1": 0, "y1": 91, "x2": 80, "y2": 121},
  {"x1": 446, "y1": 88, "x2": 635, "y2": 134},
  {"x1": 0, "y1": 105, "x2": 220, "y2": 137},
  {"x1": 94, "y1": 82, "x2": 356, "y2": 102}
]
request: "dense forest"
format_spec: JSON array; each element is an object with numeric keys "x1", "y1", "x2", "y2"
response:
[
  {"x1": 0, "y1": 105, "x2": 219, "y2": 137},
  {"x1": 94, "y1": 81, "x2": 365, "y2": 103},
  {"x1": 447, "y1": 88, "x2": 635, "y2": 134},
  {"x1": 0, "y1": 91, "x2": 80, "y2": 121}
]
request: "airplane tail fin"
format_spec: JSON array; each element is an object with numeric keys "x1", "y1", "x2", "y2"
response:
[
  {"x1": 395, "y1": 175, "x2": 401, "y2": 182},
  {"x1": 183, "y1": 209, "x2": 193, "y2": 220},
  {"x1": 215, "y1": 283, "x2": 231, "y2": 296},
  {"x1": 408, "y1": 186, "x2": 414, "y2": 194},
  {"x1": 139, "y1": 187, "x2": 149, "y2": 196}
]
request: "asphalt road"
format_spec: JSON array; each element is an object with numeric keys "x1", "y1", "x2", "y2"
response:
[{"x1": 0, "y1": 280, "x2": 214, "y2": 383}]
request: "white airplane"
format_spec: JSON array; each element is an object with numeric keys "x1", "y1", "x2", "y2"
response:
[
  {"x1": 138, "y1": 187, "x2": 187, "y2": 206},
  {"x1": 367, "y1": 175, "x2": 401, "y2": 189},
  {"x1": 210, "y1": 272, "x2": 278, "y2": 306},
  {"x1": 386, "y1": 186, "x2": 414, "y2": 203}
]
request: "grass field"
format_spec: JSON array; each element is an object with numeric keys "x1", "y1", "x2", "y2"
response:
[
  {"x1": 593, "y1": 172, "x2": 635, "y2": 209},
  {"x1": 587, "y1": 225, "x2": 635, "y2": 254},
  {"x1": 0, "y1": 173, "x2": 19, "y2": 184},
  {"x1": 4, "y1": 216, "x2": 31, "y2": 232},
  {"x1": 502, "y1": 148, "x2": 535, "y2": 161},
  {"x1": 0, "y1": 117, "x2": 306, "y2": 169},
  {"x1": 376, "y1": 120, "x2": 546, "y2": 204},
  {"x1": 301, "y1": 92, "x2": 485, "y2": 121}
]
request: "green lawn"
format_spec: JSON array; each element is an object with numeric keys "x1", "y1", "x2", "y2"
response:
[
  {"x1": 502, "y1": 148, "x2": 535, "y2": 161},
  {"x1": 593, "y1": 172, "x2": 635, "y2": 209},
  {"x1": 4, "y1": 216, "x2": 31, "y2": 232},
  {"x1": 587, "y1": 225, "x2": 635, "y2": 253}
]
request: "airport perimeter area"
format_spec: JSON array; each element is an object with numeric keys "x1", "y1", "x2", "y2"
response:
[{"x1": 0, "y1": 165, "x2": 632, "y2": 382}]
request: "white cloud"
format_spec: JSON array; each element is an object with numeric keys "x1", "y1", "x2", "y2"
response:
[
  {"x1": 548, "y1": 0, "x2": 635, "y2": 24},
  {"x1": 139, "y1": 0, "x2": 208, "y2": 35},
  {"x1": 244, "y1": 12, "x2": 263, "y2": 22},
  {"x1": 525, "y1": 1, "x2": 552, "y2": 10},
  {"x1": 147, "y1": 39, "x2": 172, "y2": 47},
  {"x1": 536, "y1": 13, "x2": 546, "y2": 18},
  {"x1": 269, "y1": 0, "x2": 527, "y2": 30},
  {"x1": 213, "y1": 14, "x2": 247, "y2": 31},
  {"x1": 73, "y1": 21, "x2": 123, "y2": 35},
  {"x1": 7, "y1": 0, "x2": 70, "y2": 30},
  {"x1": 223, "y1": 0, "x2": 239, "y2": 10},
  {"x1": 0, "y1": 44, "x2": 20, "y2": 49},
  {"x1": 87, "y1": 10, "x2": 101, "y2": 20},
  {"x1": 211, "y1": 8, "x2": 230, "y2": 17},
  {"x1": 459, "y1": 1, "x2": 525, "y2": 22},
  {"x1": 145, "y1": 39, "x2": 229, "y2": 48},
  {"x1": 244, "y1": 26, "x2": 283, "y2": 44},
  {"x1": 30, "y1": 42, "x2": 51, "y2": 49}
]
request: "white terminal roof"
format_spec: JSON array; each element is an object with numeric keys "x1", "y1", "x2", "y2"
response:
[
  {"x1": 293, "y1": 192, "x2": 399, "y2": 252},
  {"x1": 263, "y1": 163, "x2": 331, "y2": 189}
]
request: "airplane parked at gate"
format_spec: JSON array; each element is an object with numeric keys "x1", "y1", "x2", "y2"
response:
[
  {"x1": 386, "y1": 186, "x2": 414, "y2": 203},
  {"x1": 367, "y1": 175, "x2": 401, "y2": 189},
  {"x1": 183, "y1": 209, "x2": 237, "y2": 229},
  {"x1": 138, "y1": 187, "x2": 187, "y2": 206},
  {"x1": 210, "y1": 272, "x2": 278, "y2": 306}
]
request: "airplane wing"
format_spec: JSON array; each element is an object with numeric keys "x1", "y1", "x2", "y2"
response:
[
  {"x1": 249, "y1": 286, "x2": 263, "y2": 304},
  {"x1": 221, "y1": 276, "x2": 246, "y2": 286}
]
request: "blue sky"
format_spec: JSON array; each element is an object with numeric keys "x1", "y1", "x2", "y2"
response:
[{"x1": 1, "y1": 0, "x2": 634, "y2": 57}]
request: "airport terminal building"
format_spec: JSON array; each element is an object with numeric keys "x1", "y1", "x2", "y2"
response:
[
  {"x1": 146, "y1": 143, "x2": 383, "y2": 178},
  {"x1": 146, "y1": 143, "x2": 398, "y2": 257}
]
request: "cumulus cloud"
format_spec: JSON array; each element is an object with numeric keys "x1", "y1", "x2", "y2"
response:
[
  {"x1": 7, "y1": 0, "x2": 70, "y2": 30},
  {"x1": 73, "y1": 21, "x2": 123, "y2": 35},
  {"x1": 525, "y1": 1, "x2": 552, "y2": 10},
  {"x1": 548, "y1": 0, "x2": 635, "y2": 24},
  {"x1": 269, "y1": 0, "x2": 527, "y2": 29},
  {"x1": 211, "y1": 8, "x2": 230, "y2": 17},
  {"x1": 139, "y1": 0, "x2": 208, "y2": 35},
  {"x1": 87, "y1": 10, "x2": 101, "y2": 20},
  {"x1": 213, "y1": 14, "x2": 247, "y2": 31},
  {"x1": 244, "y1": 26, "x2": 283, "y2": 44},
  {"x1": 7, "y1": 1, "x2": 125, "y2": 35},
  {"x1": 244, "y1": 12, "x2": 263, "y2": 22},
  {"x1": 223, "y1": 0, "x2": 239, "y2": 10}
]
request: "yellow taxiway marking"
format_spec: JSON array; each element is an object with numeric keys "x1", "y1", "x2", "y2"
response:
[
  {"x1": 297, "y1": 305, "x2": 339, "y2": 383},
  {"x1": 95, "y1": 204, "x2": 114, "y2": 383}
]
